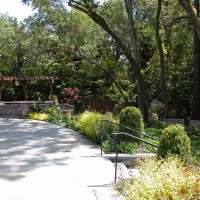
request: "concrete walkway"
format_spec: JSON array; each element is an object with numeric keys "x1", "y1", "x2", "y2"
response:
[{"x1": 0, "y1": 118, "x2": 116, "y2": 200}]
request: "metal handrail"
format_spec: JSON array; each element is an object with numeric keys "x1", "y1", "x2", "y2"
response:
[
  {"x1": 111, "y1": 132, "x2": 158, "y2": 148},
  {"x1": 110, "y1": 132, "x2": 158, "y2": 182},
  {"x1": 99, "y1": 119, "x2": 158, "y2": 182},
  {"x1": 99, "y1": 119, "x2": 159, "y2": 155},
  {"x1": 99, "y1": 119, "x2": 159, "y2": 140}
]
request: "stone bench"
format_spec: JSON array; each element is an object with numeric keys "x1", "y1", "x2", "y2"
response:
[
  {"x1": 57, "y1": 103, "x2": 75, "y2": 114},
  {"x1": 163, "y1": 118, "x2": 184, "y2": 125},
  {"x1": 189, "y1": 120, "x2": 200, "y2": 128},
  {"x1": 1, "y1": 101, "x2": 54, "y2": 105}
]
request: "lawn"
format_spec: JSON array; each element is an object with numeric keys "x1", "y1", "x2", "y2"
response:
[
  {"x1": 191, "y1": 138, "x2": 200, "y2": 160},
  {"x1": 144, "y1": 127, "x2": 162, "y2": 138}
]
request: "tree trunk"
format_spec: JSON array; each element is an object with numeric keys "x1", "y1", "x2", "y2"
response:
[
  {"x1": 178, "y1": 0, "x2": 200, "y2": 41},
  {"x1": 155, "y1": 0, "x2": 167, "y2": 118},
  {"x1": 124, "y1": 0, "x2": 145, "y2": 116},
  {"x1": 68, "y1": 0, "x2": 150, "y2": 114},
  {"x1": 191, "y1": 0, "x2": 200, "y2": 120}
]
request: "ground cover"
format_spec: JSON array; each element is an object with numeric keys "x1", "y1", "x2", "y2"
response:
[
  {"x1": 191, "y1": 138, "x2": 200, "y2": 160},
  {"x1": 144, "y1": 127, "x2": 162, "y2": 138},
  {"x1": 114, "y1": 156, "x2": 200, "y2": 200}
]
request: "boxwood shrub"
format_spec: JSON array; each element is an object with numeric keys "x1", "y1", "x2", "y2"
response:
[
  {"x1": 157, "y1": 124, "x2": 191, "y2": 161},
  {"x1": 119, "y1": 106, "x2": 144, "y2": 140}
]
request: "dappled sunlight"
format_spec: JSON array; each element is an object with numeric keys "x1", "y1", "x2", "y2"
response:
[
  {"x1": 0, "y1": 118, "x2": 116, "y2": 200},
  {"x1": 0, "y1": 118, "x2": 100, "y2": 182}
]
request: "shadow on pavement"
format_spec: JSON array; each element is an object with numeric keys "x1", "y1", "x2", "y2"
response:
[{"x1": 0, "y1": 118, "x2": 99, "y2": 181}]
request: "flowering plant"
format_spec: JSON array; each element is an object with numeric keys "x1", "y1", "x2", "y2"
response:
[
  {"x1": 62, "y1": 87, "x2": 80, "y2": 104},
  {"x1": 114, "y1": 156, "x2": 200, "y2": 200}
]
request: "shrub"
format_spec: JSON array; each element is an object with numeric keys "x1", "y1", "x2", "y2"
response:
[
  {"x1": 189, "y1": 125, "x2": 200, "y2": 136},
  {"x1": 168, "y1": 109, "x2": 177, "y2": 118},
  {"x1": 28, "y1": 112, "x2": 48, "y2": 121},
  {"x1": 29, "y1": 104, "x2": 41, "y2": 112},
  {"x1": 47, "y1": 106, "x2": 63, "y2": 123},
  {"x1": 102, "y1": 139, "x2": 138, "y2": 154},
  {"x1": 99, "y1": 112, "x2": 119, "y2": 139},
  {"x1": 114, "y1": 156, "x2": 200, "y2": 200},
  {"x1": 62, "y1": 87, "x2": 80, "y2": 104},
  {"x1": 148, "y1": 99, "x2": 164, "y2": 120},
  {"x1": 146, "y1": 119, "x2": 166, "y2": 129},
  {"x1": 157, "y1": 124, "x2": 191, "y2": 161},
  {"x1": 46, "y1": 106, "x2": 71, "y2": 127},
  {"x1": 119, "y1": 106, "x2": 144, "y2": 140},
  {"x1": 75, "y1": 111, "x2": 117, "y2": 143}
]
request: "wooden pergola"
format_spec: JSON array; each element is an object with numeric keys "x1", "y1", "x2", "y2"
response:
[{"x1": 0, "y1": 76, "x2": 60, "y2": 101}]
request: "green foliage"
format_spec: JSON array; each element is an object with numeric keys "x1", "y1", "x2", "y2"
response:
[
  {"x1": 102, "y1": 139, "x2": 139, "y2": 154},
  {"x1": 191, "y1": 138, "x2": 200, "y2": 163},
  {"x1": 75, "y1": 111, "x2": 102, "y2": 143},
  {"x1": 99, "y1": 112, "x2": 119, "y2": 139},
  {"x1": 157, "y1": 125, "x2": 191, "y2": 161},
  {"x1": 28, "y1": 106, "x2": 73, "y2": 127},
  {"x1": 144, "y1": 127, "x2": 162, "y2": 138},
  {"x1": 168, "y1": 110, "x2": 177, "y2": 119},
  {"x1": 102, "y1": 139, "x2": 117, "y2": 153},
  {"x1": 0, "y1": 15, "x2": 19, "y2": 73},
  {"x1": 47, "y1": 106, "x2": 62, "y2": 122},
  {"x1": 189, "y1": 125, "x2": 200, "y2": 136},
  {"x1": 29, "y1": 104, "x2": 41, "y2": 112},
  {"x1": 46, "y1": 106, "x2": 71, "y2": 127},
  {"x1": 146, "y1": 119, "x2": 166, "y2": 129},
  {"x1": 28, "y1": 112, "x2": 48, "y2": 121},
  {"x1": 148, "y1": 99, "x2": 164, "y2": 121},
  {"x1": 118, "y1": 142, "x2": 139, "y2": 154},
  {"x1": 75, "y1": 111, "x2": 117, "y2": 143},
  {"x1": 114, "y1": 156, "x2": 200, "y2": 200},
  {"x1": 119, "y1": 106, "x2": 144, "y2": 139},
  {"x1": 0, "y1": 0, "x2": 196, "y2": 118}
]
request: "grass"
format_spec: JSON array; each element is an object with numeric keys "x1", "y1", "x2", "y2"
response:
[
  {"x1": 191, "y1": 138, "x2": 200, "y2": 159},
  {"x1": 145, "y1": 126, "x2": 200, "y2": 162},
  {"x1": 144, "y1": 127, "x2": 162, "y2": 138}
]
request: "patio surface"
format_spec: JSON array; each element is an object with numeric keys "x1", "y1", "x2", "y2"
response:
[{"x1": 0, "y1": 118, "x2": 116, "y2": 200}]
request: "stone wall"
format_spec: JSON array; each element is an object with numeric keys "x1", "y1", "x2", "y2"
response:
[{"x1": 0, "y1": 103, "x2": 74, "y2": 118}]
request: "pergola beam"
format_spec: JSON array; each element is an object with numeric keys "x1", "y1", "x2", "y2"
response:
[
  {"x1": 0, "y1": 76, "x2": 60, "y2": 81},
  {"x1": 0, "y1": 76, "x2": 60, "y2": 101}
]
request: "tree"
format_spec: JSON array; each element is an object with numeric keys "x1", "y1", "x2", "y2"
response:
[
  {"x1": 191, "y1": 0, "x2": 200, "y2": 120},
  {"x1": 83, "y1": 53, "x2": 129, "y2": 102},
  {"x1": 178, "y1": 0, "x2": 200, "y2": 40},
  {"x1": 155, "y1": 0, "x2": 167, "y2": 118},
  {"x1": 0, "y1": 14, "x2": 23, "y2": 76},
  {"x1": 68, "y1": 0, "x2": 150, "y2": 116},
  {"x1": 19, "y1": 0, "x2": 197, "y2": 118},
  {"x1": 178, "y1": 0, "x2": 200, "y2": 120}
]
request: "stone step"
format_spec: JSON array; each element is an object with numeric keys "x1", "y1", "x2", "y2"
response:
[
  {"x1": 103, "y1": 153, "x2": 157, "y2": 168},
  {"x1": 113, "y1": 162, "x2": 140, "y2": 180}
]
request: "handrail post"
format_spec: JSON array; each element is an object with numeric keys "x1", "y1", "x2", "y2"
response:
[
  {"x1": 114, "y1": 137, "x2": 119, "y2": 183},
  {"x1": 100, "y1": 120, "x2": 103, "y2": 156}
]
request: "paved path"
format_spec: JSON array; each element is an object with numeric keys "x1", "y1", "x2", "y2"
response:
[{"x1": 0, "y1": 118, "x2": 116, "y2": 200}]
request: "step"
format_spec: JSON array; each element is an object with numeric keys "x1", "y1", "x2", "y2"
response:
[
  {"x1": 103, "y1": 153, "x2": 157, "y2": 168},
  {"x1": 113, "y1": 162, "x2": 140, "y2": 180}
]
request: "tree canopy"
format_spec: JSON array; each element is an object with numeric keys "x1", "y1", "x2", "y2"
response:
[{"x1": 0, "y1": 0, "x2": 199, "y2": 119}]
